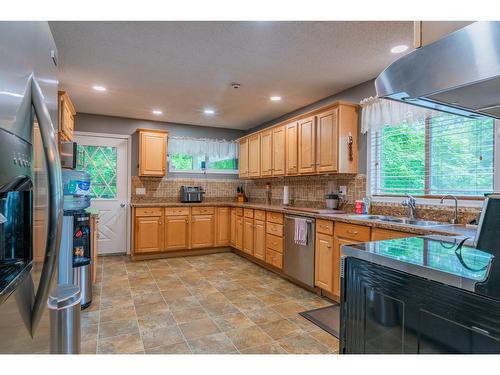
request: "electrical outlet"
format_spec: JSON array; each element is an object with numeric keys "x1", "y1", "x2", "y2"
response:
[
  {"x1": 136, "y1": 187, "x2": 146, "y2": 195},
  {"x1": 339, "y1": 185, "x2": 347, "y2": 196}
]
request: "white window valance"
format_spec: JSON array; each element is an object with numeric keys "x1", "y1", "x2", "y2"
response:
[
  {"x1": 168, "y1": 136, "x2": 238, "y2": 160},
  {"x1": 360, "y1": 96, "x2": 440, "y2": 134}
]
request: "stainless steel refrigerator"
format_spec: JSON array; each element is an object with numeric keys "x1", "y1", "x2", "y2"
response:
[{"x1": 0, "y1": 22, "x2": 63, "y2": 353}]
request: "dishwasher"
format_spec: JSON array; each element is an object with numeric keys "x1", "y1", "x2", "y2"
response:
[{"x1": 284, "y1": 215, "x2": 315, "y2": 287}]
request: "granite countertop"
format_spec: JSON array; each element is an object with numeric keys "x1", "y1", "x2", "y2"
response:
[
  {"x1": 130, "y1": 201, "x2": 478, "y2": 238},
  {"x1": 342, "y1": 235, "x2": 494, "y2": 292}
]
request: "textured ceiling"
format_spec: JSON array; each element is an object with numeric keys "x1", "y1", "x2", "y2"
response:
[{"x1": 49, "y1": 21, "x2": 413, "y2": 130}]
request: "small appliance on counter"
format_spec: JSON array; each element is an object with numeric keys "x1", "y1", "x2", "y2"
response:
[
  {"x1": 325, "y1": 193, "x2": 340, "y2": 210},
  {"x1": 58, "y1": 169, "x2": 93, "y2": 309},
  {"x1": 180, "y1": 185, "x2": 205, "y2": 203}
]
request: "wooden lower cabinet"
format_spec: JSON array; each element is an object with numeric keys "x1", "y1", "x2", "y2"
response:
[
  {"x1": 230, "y1": 208, "x2": 236, "y2": 247},
  {"x1": 314, "y1": 232, "x2": 334, "y2": 292},
  {"x1": 191, "y1": 214, "x2": 215, "y2": 249},
  {"x1": 235, "y1": 215, "x2": 243, "y2": 250},
  {"x1": 332, "y1": 237, "x2": 360, "y2": 298},
  {"x1": 243, "y1": 217, "x2": 254, "y2": 255},
  {"x1": 371, "y1": 228, "x2": 414, "y2": 241},
  {"x1": 265, "y1": 249, "x2": 283, "y2": 269},
  {"x1": 253, "y1": 219, "x2": 266, "y2": 260},
  {"x1": 134, "y1": 215, "x2": 163, "y2": 253},
  {"x1": 164, "y1": 215, "x2": 189, "y2": 250},
  {"x1": 216, "y1": 207, "x2": 231, "y2": 246}
]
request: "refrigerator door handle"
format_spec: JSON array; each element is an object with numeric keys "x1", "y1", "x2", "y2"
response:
[{"x1": 30, "y1": 75, "x2": 64, "y2": 336}]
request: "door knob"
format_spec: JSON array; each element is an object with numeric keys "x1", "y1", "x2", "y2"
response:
[{"x1": 120, "y1": 203, "x2": 126, "y2": 207}]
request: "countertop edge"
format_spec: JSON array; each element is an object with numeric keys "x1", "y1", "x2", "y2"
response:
[{"x1": 129, "y1": 202, "x2": 476, "y2": 238}]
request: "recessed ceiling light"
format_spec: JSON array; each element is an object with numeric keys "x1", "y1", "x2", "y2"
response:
[
  {"x1": 152, "y1": 110, "x2": 163, "y2": 115},
  {"x1": 270, "y1": 96, "x2": 282, "y2": 101},
  {"x1": 92, "y1": 85, "x2": 106, "y2": 92},
  {"x1": 203, "y1": 108, "x2": 215, "y2": 115},
  {"x1": 390, "y1": 45, "x2": 409, "y2": 54}
]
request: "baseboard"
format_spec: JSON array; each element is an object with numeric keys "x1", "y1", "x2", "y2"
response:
[{"x1": 131, "y1": 247, "x2": 232, "y2": 261}]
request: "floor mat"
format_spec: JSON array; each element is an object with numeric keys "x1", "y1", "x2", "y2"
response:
[{"x1": 299, "y1": 304, "x2": 340, "y2": 339}]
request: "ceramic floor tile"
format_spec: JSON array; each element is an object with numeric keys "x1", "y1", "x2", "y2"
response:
[
  {"x1": 240, "y1": 342, "x2": 288, "y2": 354},
  {"x1": 86, "y1": 254, "x2": 336, "y2": 355},
  {"x1": 137, "y1": 309, "x2": 177, "y2": 332},
  {"x1": 141, "y1": 326, "x2": 185, "y2": 349},
  {"x1": 179, "y1": 318, "x2": 221, "y2": 339},
  {"x1": 145, "y1": 342, "x2": 192, "y2": 354},
  {"x1": 244, "y1": 306, "x2": 284, "y2": 325},
  {"x1": 278, "y1": 333, "x2": 331, "y2": 354},
  {"x1": 98, "y1": 318, "x2": 140, "y2": 339},
  {"x1": 225, "y1": 325, "x2": 274, "y2": 351},
  {"x1": 187, "y1": 333, "x2": 237, "y2": 354},
  {"x1": 212, "y1": 312, "x2": 255, "y2": 332},
  {"x1": 97, "y1": 333, "x2": 144, "y2": 354},
  {"x1": 172, "y1": 306, "x2": 209, "y2": 324}
]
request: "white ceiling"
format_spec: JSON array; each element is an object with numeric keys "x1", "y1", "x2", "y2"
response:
[{"x1": 49, "y1": 21, "x2": 413, "y2": 130}]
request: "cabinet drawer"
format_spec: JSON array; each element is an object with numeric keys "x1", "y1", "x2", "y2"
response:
[
  {"x1": 335, "y1": 222, "x2": 371, "y2": 241},
  {"x1": 164, "y1": 207, "x2": 190, "y2": 216},
  {"x1": 244, "y1": 208, "x2": 254, "y2": 218},
  {"x1": 135, "y1": 207, "x2": 163, "y2": 217},
  {"x1": 316, "y1": 219, "x2": 334, "y2": 235},
  {"x1": 254, "y1": 210, "x2": 266, "y2": 221},
  {"x1": 191, "y1": 206, "x2": 215, "y2": 215},
  {"x1": 266, "y1": 222, "x2": 283, "y2": 237},
  {"x1": 235, "y1": 208, "x2": 243, "y2": 217},
  {"x1": 266, "y1": 234, "x2": 283, "y2": 253},
  {"x1": 266, "y1": 249, "x2": 283, "y2": 269},
  {"x1": 266, "y1": 211, "x2": 284, "y2": 224}
]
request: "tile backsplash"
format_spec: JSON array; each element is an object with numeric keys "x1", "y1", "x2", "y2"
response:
[
  {"x1": 131, "y1": 174, "x2": 480, "y2": 224},
  {"x1": 132, "y1": 176, "x2": 242, "y2": 203},
  {"x1": 131, "y1": 174, "x2": 365, "y2": 207}
]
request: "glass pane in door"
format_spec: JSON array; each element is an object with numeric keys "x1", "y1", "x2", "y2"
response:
[{"x1": 76, "y1": 145, "x2": 117, "y2": 199}]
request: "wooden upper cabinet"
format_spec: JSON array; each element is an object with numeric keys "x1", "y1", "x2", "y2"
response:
[
  {"x1": 191, "y1": 214, "x2": 215, "y2": 249},
  {"x1": 272, "y1": 126, "x2": 285, "y2": 176},
  {"x1": 260, "y1": 130, "x2": 273, "y2": 177},
  {"x1": 138, "y1": 129, "x2": 168, "y2": 177},
  {"x1": 285, "y1": 122, "x2": 298, "y2": 175},
  {"x1": 239, "y1": 138, "x2": 249, "y2": 178},
  {"x1": 58, "y1": 91, "x2": 75, "y2": 142},
  {"x1": 216, "y1": 207, "x2": 231, "y2": 246},
  {"x1": 337, "y1": 104, "x2": 358, "y2": 174},
  {"x1": 316, "y1": 109, "x2": 339, "y2": 173},
  {"x1": 164, "y1": 214, "x2": 189, "y2": 251},
  {"x1": 248, "y1": 134, "x2": 261, "y2": 178},
  {"x1": 134, "y1": 215, "x2": 163, "y2": 253},
  {"x1": 298, "y1": 116, "x2": 316, "y2": 174}
]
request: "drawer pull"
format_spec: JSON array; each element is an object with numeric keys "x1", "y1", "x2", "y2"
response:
[{"x1": 347, "y1": 230, "x2": 358, "y2": 235}]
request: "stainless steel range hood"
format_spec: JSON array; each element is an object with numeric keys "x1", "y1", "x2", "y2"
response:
[{"x1": 375, "y1": 21, "x2": 500, "y2": 119}]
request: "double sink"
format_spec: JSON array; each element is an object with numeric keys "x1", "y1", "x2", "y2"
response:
[{"x1": 346, "y1": 214, "x2": 449, "y2": 227}]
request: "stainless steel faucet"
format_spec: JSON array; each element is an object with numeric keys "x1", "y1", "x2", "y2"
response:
[
  {"x1": 402, "y1": 194, "x2": 417, "y2": 219},
  {"x1": 440, "y1": 195, "x2": 459, "y2": 224}
]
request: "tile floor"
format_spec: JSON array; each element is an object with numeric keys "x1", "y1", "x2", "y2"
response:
[{"x1": 82, "y1": 252, "x2": 339, "y2": 354}]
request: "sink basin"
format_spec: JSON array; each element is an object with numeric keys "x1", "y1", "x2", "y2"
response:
[{"x1": 347, "y1": 215, "x2": 448, "y2": 227}]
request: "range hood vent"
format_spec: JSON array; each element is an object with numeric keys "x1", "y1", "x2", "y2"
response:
[{"x1": 375, "y1": 21, "x2": 500, "y2": 119}]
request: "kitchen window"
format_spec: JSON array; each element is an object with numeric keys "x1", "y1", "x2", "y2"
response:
[
  {"x1": 364, "y1": 98, "x2": 497, "y2": 198},
  {"x1": 168, "y1": 137, "x2": 238, "y2": 174}
]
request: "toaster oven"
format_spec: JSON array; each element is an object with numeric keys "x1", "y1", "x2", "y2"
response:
[{"x1": 180, "y1": 186, "x2": 205, "y2": 203}]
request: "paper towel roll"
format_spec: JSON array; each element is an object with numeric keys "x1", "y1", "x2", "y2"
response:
[{"x1": 283, "y1": 186, "x2": 289, "y2": 205}]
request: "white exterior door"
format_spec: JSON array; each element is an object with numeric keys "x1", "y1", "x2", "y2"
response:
[{"x1": 75, "y1": 132, "x2": 129, "y2": 254}]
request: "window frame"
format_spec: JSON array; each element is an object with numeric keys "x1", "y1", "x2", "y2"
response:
[
  {"x1": 168, "y1": 153, "x2": 239, "y2": 175},
  {"x1": 367, "y1": 118, "x2": 500, "y2": 208}
]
